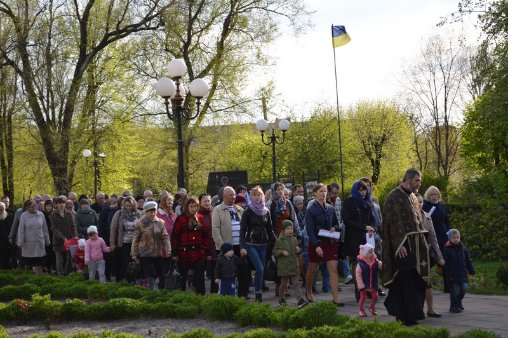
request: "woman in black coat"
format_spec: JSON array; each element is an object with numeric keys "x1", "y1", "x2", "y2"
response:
[{"x1": 342, "y1": 180, "x2": 375, "y2": 300}]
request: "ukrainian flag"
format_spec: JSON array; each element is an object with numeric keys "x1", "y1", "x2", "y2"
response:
[{"x1": 332, "y1": 25, "x2": 351, "y2": 48}]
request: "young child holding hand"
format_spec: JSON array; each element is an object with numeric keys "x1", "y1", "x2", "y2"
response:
[
  {"x1": 356, "y1": 243, "x2": 382, "y2": 317},
  {"x1": 273, "y1": 220, "x2": 307, "y2": 309},
  {"x1": 85, "y1": 225, "x2": 111, "y2": 282}
]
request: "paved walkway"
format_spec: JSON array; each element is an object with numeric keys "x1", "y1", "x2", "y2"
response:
[{"x1": 260, "y1": 282, "x2": 508, "y2": 337}]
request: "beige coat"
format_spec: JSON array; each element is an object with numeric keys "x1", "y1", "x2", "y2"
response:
[
  {"x1": 211, "y1": 202, "x2": 243, "y2": 250},
  {"x1": 131, "y1": 216, "x2": 171, "y2": 258}
]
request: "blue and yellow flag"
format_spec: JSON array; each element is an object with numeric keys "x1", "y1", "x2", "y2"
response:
[{"x1": 332, "y1": 25, "x2": 351, "y2": 48}]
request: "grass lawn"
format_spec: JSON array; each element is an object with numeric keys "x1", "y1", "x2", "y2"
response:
[{"x1": 429, "y1": 260, "x2": 508, "y2": 296}]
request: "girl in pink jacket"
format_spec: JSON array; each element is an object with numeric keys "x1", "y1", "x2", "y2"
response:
[
  {"x1": 85, "y1": 225, "x2": 111, "y2": 282},
  {"x1": 356, "y1": 244, "x2": 383, "y2": 317}
]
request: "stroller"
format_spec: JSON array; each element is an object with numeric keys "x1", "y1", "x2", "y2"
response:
[{"x1": 63, "y1": 237, "x2": 80, "y2": 275}]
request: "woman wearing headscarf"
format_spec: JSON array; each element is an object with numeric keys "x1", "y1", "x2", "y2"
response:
[
  {"x1": 131, "y1": 201, "x2": 171, "y2": 291},
  {"x1": 17, "y1": 200, "x2": 51, "y2": 274},
  {"x1": 240, "y1": 186, "x2": 275, "y2": 302},
  {"x1": 342, "y1": 180, "x2": 375, "y2": 301},
  {"x1": 171, "y1": 197, "x2": 210, "y2": 295},
  {"x1": 268, "y1": 182, "x2": 301, "y2": 296},
  {"x1": 110, "y1": 196, "x2": 142, "y2": 281}
]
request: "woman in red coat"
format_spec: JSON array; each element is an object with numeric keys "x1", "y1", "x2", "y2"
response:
[{"x1": 171, "y1": 197, "x2": 210, "y2": 294}]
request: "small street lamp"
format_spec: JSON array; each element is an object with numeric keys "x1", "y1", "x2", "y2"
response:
[
  {"x1": 155, "y1": 59, "x2": 209, "y2": 189},
  {"x1": 82, "y1": 149, "x2": 106, "y2": 198},
  {"x1": 256, "y1": 118, "x2": 290, "y2": 183}
]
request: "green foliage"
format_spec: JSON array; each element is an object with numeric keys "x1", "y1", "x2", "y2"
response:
[
  {"x1": 30, "y1": 294, "x2": 63, "y2": 321},
  {"x1": 61, "y1": 298, "x2": 87, "y2": 320},
  {"x1": 453, "y1": 329, "x2": 500, "y2": 338},
  {"x1": 201, "y1": 294, "x2": 246, "y2": 320},
  {"x1": 234, "y1": 303, "x2": 276, "y2": 327},
  {"x1": 87, "y1": 298, "x2": 143, "y2": 320},
  {"x1": 281, "y1": 301, "x2": 339, "y2": 330},
  {"x1": 448, "y1": 170, "x2": 508, "y2": 260},
  {"x1": 0, "y1": 283, "x2": 39, "y2": 301},
  {"x1": 224, "y1": 328, "x2": 278, "y2": 338},
  {"x1": 495, "y1": 265, "x2": 508, "y2": 288},
  {"x1": 163, "y1": 328, "x2": 215, "y2": 338}
]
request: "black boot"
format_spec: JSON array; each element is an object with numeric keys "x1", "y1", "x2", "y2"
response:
[{"x1": 255, "y1": 293, "x2": 262, "y2": 303}]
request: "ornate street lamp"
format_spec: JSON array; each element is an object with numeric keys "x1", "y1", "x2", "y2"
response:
[
  {"x1": 82, "y1": 149, "x2": 106, "y2": 198},
  {"x1": 155, "y1": 59, "x2": 209, "y2": 189},
  {"x1": 256, "y1": 118, "x2": 290, "y2": 183}
]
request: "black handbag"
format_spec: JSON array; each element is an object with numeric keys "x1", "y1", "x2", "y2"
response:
[
  {"x1": 264, "y1": 256, "x2": 277, "y2": 282},
  {"x1": 126, "y1": 261, "x2": 140, "y2": 283},
  {"x1": 164, "y1": 260, "x2": 183, "y2": 291}
]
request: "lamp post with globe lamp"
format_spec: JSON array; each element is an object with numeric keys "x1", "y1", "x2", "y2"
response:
[
  {"x1": 255, "y1": 118, "x2": 290, "y2": 183},
  {"x1": 155, "y1": 59, "x2": 209, "y2": 189},
  {"x1": 82, "y1": 149, "x2": 106, "y2": 198}
]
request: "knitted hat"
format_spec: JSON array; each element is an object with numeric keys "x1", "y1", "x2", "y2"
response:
[
  {"x1": 359, "y1": 244, "x2": 374, "y2": 258},
  {"x1": 78, "y1": 238, "x2": 86, "y2": 248},
  {"x1": 282, "y1": 220, "x2": 293, "y2": 230},
  {"x1": 447, "y1": 228, "x2": 460, "y2": 240},
  {"x1": 221, "y1": 242, "x2": 233, "y2": 255},
  {"x1": 235, "y1": 194, "x2": 246, "y2": 204},
  {"x1": 87, "y1": 225, "x2": 98, "y2": 235},
  {"x1": 143, "y1": 201, "x2": 158, "y2": 212}
]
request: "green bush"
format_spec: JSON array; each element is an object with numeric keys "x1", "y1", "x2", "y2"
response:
[
  {"x1": 61, "y1": 298, "x2": 87, "y2": 320},
  {"x1": 282, "y1": 301, "x2": 339, "y2": 330},
  {"x1": 0, "y1": 283, "x2": 39, "y2": 301},
  {"x1": 30, "y1": 294, "x2": 63, "y2": 321},
  {"x1": 234, "y1": 303, "x2": 276, "y2": 327},
  {"x1": 108, "y1": 285, "x2": 149, "y2": 299},
  {"x1": 87, "y1": 298, "x2": 143, "y2": 320},
  {"x1": 201, "y1": 294, "x2": 246, "y2": 320},
  {"x1": 163, "y1": 328, "x2": 215, "y2": 338},
  {"x1": 495, "y1": 265, "x2": 508, "y2": 288},
  {"x1": 453, "y1": 329, "x2": 501, "y2": 338},
  {"x1": 224, "y1": 328, "x2": 279, "y2": 338}
]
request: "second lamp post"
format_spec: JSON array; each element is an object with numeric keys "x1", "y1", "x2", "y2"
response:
[
  {"x1": 256, "y1": 118, "x2": 290, "y2": 183},
  {"x1": 82, "y1": 149, "x2": 106, "y2": 198},
  {"x1": 155, "y1": 59, "x2": 209, "y2": 189}
]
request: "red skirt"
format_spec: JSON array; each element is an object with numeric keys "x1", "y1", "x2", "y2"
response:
[{"x1": 308, "y1": 239, "x2": 339, "y2": 263}]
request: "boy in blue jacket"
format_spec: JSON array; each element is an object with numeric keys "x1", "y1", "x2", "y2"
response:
[{"x1": 443, "y1": 229, "x2": 475, "y2": 313}]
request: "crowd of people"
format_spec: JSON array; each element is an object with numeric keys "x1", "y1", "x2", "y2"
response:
[{"x1": 0, "y1": 168, "x2": 476, "y2": 325}]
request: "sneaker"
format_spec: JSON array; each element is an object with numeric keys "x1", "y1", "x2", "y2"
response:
[
  {"x1": 279, "y1": 299, "x2": 287, "y2": 307},
  {"x1": 359, "y1": 310, "x2": 368, "y2": 317},
  {"x1": 458, "y1": 302, "x2": 464, "y2": 311},
  {"x1": 322, "y1": 286, "x2": 331, "y2": 293},
  {"x1": 297, "y1": 298, "x2": 308, "y2": 309},
  {"x1": 450, "y1": 307, "x2": 461, "y2": 313},
  {"x1": 345, "y1": 275, "x2": 353, "y2": 284},
  {"x1": 369, "y1": 308, "x2": 378, "y2": 316}
]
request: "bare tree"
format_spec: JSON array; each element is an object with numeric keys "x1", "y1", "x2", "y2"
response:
[{"x1": 401, "y1": 35, "x2": 467, "y2": 179}]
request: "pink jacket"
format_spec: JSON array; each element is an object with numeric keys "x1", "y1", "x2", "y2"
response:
[{"x1": 85, "y1": 237, "x2": 110, "y2": 263}]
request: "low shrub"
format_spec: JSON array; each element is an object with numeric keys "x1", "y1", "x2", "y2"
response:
[
  {"x1": 282, "y1": 301, "x2": 338, "y2": 330},
  {"x1": 61, "y1": 298, "x2": 87, "y2": 320},
  {"x1": 0, "y1": 283, "x2": 39, "y2": 301},
  {"x1": 234, "y1": 303, "x2": 276, "y2": 327},
  {"x1": 30, "y1": 294, "x2": 63, "y2": 321},
  {"x1": 495, "y1": 265, "x2": 508, "y2": 288},
  {"x1": 201, "y1": 294, "x2": 246, "y2": 320},
  {"x1": 453, "y1": 329, "x2": 501, "y2": 338},
  {"x1": 87, "y1": 298, "x2": 143, "y2": 320},
  {"x1": 224, "y1": 328, "x2": 278, "y2": 338},
  {"x1": 108, "y1": 285, "x2": 149, "y2": 299},
  {"x1": 163, "y1": 328, "x2": 215, "y2": 338}
]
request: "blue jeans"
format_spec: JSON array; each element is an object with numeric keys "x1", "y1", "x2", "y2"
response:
[
  {"x1": 449, "y1": 282, "x2": 468, "y2": 309},
  {"x1": 219, "y1": 277, "x2": 237, "y2": 296},
  {"x1": 342, "y1": 257, "x2": 351, "y2": 277},
  {"x1": 245, "y1": 243, "x2": 267, "y2": 294},
  {"x1": 319, "y1": 262, "x2": 330, "y2": 290}
]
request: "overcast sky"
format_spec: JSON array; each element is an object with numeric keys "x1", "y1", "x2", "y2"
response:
[{"x1": 251, "y1": 0, "x2": 481, "y2": 120}]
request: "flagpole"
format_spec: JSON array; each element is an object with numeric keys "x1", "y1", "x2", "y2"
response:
[{"x1": 332, "y1": 24, "x2": 346, "y2": 201}]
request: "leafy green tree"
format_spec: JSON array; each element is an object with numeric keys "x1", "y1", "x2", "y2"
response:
[
  {"x1": 346, "y1": 100, "x2": 413, "y2": 185},
  {"x1": 0, "y1": 1, "x2": 172, "y2": 194}
]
